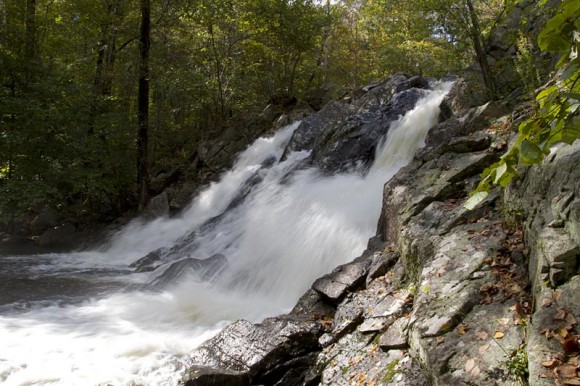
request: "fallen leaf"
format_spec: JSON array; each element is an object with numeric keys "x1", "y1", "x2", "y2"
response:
[
  {"x1": 470, "y1": 366, "x2": 481, "y2": 377},
  {"x1": 542, "y1": 298, "x2": 553, "y2": 307},
  {"x1": 479, "y1": 343, "x2": 490, "y2": 354},
  {"x1": 475, "y1": 331, "x2": 488, "y2": 340},
  {"x1": 465, "y1": 358, "x2": 475, "y2": 372},
  {"x1": 555, "y1": 308, "x2": 568, "y2": 320},
  {"x1": 436, "y1": 267, "x2": 446, "y2": 277},
  {"x1": 565, "y1": 313, "x2": 578, "y2": 326},
  {"x1": 553, "y1": 290, "x2": 562, "y2": 301},
  {"x1": 457, "y1": 324, "x2": 469, "y2": 335},
  {"x1": 558, "y1": 328, "x2": 570, "y2": 339},
  {"x1": 558, "y1": 364, "x2": 577, "y2": 378},
  {"x1": 436, "y1": 336, "x2": 445, "y2": 345},
  {"x1": 494, "y1": 331, "x2": 505, "y2": 339},
  {"x1": 542, "y1": 358, "x2": 561, "y2": 369},
  {"x1": 498, "y1": 318, "x2": 510, "y2": 326}
]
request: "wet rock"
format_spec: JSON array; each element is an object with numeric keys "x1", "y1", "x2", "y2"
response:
[
  {"x1": 184, "y1": 316, "x2": 321, "y2": 385},
  {"x1": 283, "y1": 74, "x2": 430, "y2": 174},
  {"x1": 312, "y1": 260, "x2": 370, "y2": 304},
  {"x1": 313, "y1": 88, "x2": 427, "y2": 173},
  {"x1": 182, "y1": 366, "x2": 250, "y2": 386},
  {"x1": 130, "y1": 249, "x2": 164, "y2": 272},
  {"x1": 147, "y1": 254, "x2": 228, "y2": 289},
  {"x1": 290, "y1": 288, "x2": 336, "y2": 321}
]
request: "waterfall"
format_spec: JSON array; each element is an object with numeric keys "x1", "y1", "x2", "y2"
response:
[{"x1": 0, "y1": 83, "x2": 451, "y2": 386}]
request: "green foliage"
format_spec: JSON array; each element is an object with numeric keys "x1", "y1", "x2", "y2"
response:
[
  {"x1": 466, "y1": 0, "x2": 580, "y2": 209},
  {"x1": 507, "y1": 345, "x2": 529, "y2": 386},
  {"x1": 514, "y1": 32, "x2": 543, "y2": 95},
  {"x1": 381, "y1": 359, "x2": 400, "y2": 384}
]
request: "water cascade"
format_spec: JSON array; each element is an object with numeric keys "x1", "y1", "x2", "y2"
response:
[{"x1": 0, "y1": 83, "x2": 451, "y2": 385}]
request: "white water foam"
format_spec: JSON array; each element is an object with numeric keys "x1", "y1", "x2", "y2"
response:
[{"x1": 0, "y1": 83, "x2": 451, "y2": 385}]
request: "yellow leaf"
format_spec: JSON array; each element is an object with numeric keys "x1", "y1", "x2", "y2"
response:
[
  {"x1": 494, "y1": 331, "x2": 505, "y2": 339},
  {"x1": 457, "y1": 324, "x2": 469, "y2": 335}
]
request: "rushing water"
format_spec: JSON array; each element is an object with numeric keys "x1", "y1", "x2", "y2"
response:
[{"x1": 0, "y1": 84, "x2": 451, "y2": 386}]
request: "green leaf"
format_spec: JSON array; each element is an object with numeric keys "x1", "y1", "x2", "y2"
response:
[
  {"x1": 494, "y1": 161, "x2": 508, "y2": 185},
  {"x1": 518, "y1": 119, "x2": 539, "y2": 137},
  {"x1": 464, "y1": 191, "x2": 489, "y2": 211},
  {"x1": 519, "y1": 140, "x2": 545, "y2": 164},
  {"x1": 560, "y1": 119, "x2": 580, "y2": 144}
]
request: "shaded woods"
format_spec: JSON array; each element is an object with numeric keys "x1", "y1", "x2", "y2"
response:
[{"x1": 0, "y1": 0, "x2": 561, "y2": 232}]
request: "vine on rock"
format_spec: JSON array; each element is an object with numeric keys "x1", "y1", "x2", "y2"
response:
[{"x1": 466, "y1": 0, "x2": 580, "y2": 210}]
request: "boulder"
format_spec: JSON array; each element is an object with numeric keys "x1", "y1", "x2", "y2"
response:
[
  {"x1": 147, "y1": 254, "x2": 228, "y2": 289},
  {"x1": 183, "y1": 316, "x2": 322, "y2": 385},
  {"x1": 37, "y1": 223, "x2": 77, "y2": 249},
  {"x1": 29, "y1": 208, "x2": 60, "y2": 235},
  {"x1": 282, "y1": 74, "x2": 431, "y2": 174},
  {"x1": 312, "y1": 259, "x2": 371, "y2": 304}
]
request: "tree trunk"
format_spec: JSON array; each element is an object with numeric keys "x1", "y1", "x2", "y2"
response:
[
  {"x1": 24, "y1": 0, "x2": 36, "y2": 88},
  {"x1": 465, "y1": 0, "x2": 497, "y2": 100},
  {"x1": 25, "y1": 0, "x2": 35, "y2": 61},
  {"x1": 137, "y1": 0, "x2": 150, "y2": 211}
]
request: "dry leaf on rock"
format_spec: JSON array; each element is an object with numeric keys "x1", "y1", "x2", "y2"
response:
[
  {"x1": 457, "y1": 324, "x2": 469, "y2": 335},
  {"x1": 498, "y1": 318, "x2": 510, "y2": 326},
  {"x1": 494, "y1": 331, "x2": 505, "y2": 339},
  {"x1": 465, "y1": 358, "x2": 476, "y2": 372},
  {"x1": 479, "y1": 343, "x2": 491, "y2": 354},
  {"x1": 558, "y1": 364, "x2": 578, "y2": 378},
  {"x1": 555, "y1": 308, "x2": 568, "y2": 321},
  {"x1": 475, "y1": 331, "x2": 488, "y2": 340},
  {"x1": 542, "y1": 358, "x2": 562, "y2": 369}
]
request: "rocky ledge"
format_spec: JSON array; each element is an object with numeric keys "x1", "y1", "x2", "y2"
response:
[{"x1": 181, "y1": 77, "x2": 580, "y2": 386}]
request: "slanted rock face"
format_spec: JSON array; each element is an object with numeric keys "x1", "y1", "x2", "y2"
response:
[{"x1": 504, "y1": 140, "x2": 580, "y2": 385}]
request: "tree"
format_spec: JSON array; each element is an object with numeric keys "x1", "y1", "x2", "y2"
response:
[
  {"x1": 416, "y1": 0, "x2": 509, "y2": 98},
  {"x1": 137, "y1": 0, "x2": 150, "y2": 211}
]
